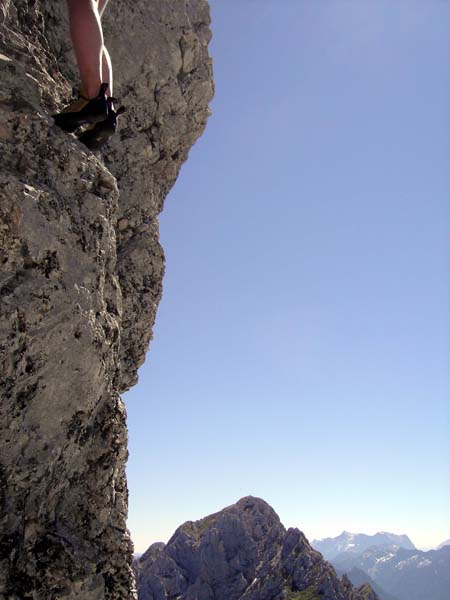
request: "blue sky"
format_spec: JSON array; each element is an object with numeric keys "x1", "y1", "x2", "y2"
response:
[{"x1": 125, "y1": 0, "x2": 450, "y2": 552}]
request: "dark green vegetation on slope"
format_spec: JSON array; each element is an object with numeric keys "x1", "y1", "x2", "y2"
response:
[{"x1": 284, "y1": 587, "x2": 321, "y2": 600}]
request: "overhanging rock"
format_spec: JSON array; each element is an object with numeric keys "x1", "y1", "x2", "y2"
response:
[{"x1": 0, "y1": 1, "x2": 214, "y2": 597}]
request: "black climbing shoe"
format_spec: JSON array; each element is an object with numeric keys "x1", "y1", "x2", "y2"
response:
[
  {"x1": 77, "y1": 99, "x2": 126, "y2": 150},
  {"x1": 53, "y1": 83, "x2": 109, "y2": 133}
]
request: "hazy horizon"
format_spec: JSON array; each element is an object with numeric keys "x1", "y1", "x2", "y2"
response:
[
  {"x1": 125, "y1": 0, "x2": 450, "y2": 553},
  {"x1": 130, "y1": 492, "x2": 446, "y2": 553}
]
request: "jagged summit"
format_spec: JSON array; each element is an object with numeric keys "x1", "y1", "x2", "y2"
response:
[
  {"x1": 173, "y1": 495, "x2": 283, "y2": 541},
  {"x1": 233, "y1": 495, "x2": 281, "y2": 514},
  {"x1": 134, "y1": 497, "x2": 378, "y2": 600}
]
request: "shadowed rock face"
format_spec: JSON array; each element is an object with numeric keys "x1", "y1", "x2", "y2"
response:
[
  {"x1": 0, "y1": 1, "x2": 213, "y2": 597},
  {"x1": 134, "y1": 497, "x2": 379, "y2": 600}
]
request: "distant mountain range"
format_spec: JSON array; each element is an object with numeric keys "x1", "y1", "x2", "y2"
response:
[
  {"x1": 312, "y1": 532, "x2": 450, "y2": 600},
  {"x1": 312, "y1": 531, "x2": 415, "y2": 561},
  {"x1": 134, "y1": 497, "x2": 378, "y2": 600},
  {"x1": 437, "y1": 539, "x2": 450, "y2": 550}
]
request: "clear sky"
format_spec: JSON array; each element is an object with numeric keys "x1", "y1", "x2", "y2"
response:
[{"x1": 125, "y1": 0, "x2": 450, "y2": 553}]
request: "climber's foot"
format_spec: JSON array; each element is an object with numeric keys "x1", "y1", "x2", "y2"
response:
[
  {"x1": 53, "y1": 83, "x2": 109, "y2": 133},
  {"x1": 78, "y1": 101, "x2": 126, "y2": 150}
]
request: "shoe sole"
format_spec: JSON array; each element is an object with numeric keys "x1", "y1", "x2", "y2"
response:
[
  {"x1": 78, "y1": 124, "x2": 115, "y2": 150},
  {"x1": 53, "y1": 110, "x2": 108, "y2": 131}
]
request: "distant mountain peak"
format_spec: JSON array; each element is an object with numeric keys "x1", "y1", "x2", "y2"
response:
[
  {"x1": 312, "y1": 532, "x2": 416, "y2": 561},
  {"x1": 135, "y1": 497, "x2": 379, "y2": 600}
]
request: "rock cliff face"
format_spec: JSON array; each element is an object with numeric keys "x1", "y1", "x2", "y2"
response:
[
  {"x1": 0, "y1": 1, "x2": 213, "y2": 598},
  {"x1": 134, "y1": 497, "x2": 378, "y2": 600}
]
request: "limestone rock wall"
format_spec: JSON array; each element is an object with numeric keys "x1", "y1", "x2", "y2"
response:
[{"x1": 0, "y1": 1, "x2": 213, "y2": 598}]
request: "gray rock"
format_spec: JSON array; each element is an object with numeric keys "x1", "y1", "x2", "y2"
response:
[
  {"x1": 0, "y1": 0, "x2": 213, "y2": 598},
  {"x1": 135, "y1": 497, "x2": 379, "y2": 600}
]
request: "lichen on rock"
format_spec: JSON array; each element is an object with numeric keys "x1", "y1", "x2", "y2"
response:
[{"x1": 0, "y1": 1, "x2": 213, "y2": 597}]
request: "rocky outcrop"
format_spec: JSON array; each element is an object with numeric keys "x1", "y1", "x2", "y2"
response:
[
  {"x1": 0, "y1": 1, "x2": 213, "y2": 598},
  {"x1": 134, "y1": 497, "x2": 379, "y2": 600}
]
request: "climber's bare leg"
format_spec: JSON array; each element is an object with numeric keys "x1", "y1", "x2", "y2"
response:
[
  {"x1": 76, "y1": 0, "x2": 125, "y2": 149},
  {"x1": 67, "y1": 0, "x2": 103, "y2": 99},
  {"x1": 101, "y1": 46, "x2": 113, "y2": 96},
  {"x1": 97, "y1": 0, "x2": 113, "y2": 96}
]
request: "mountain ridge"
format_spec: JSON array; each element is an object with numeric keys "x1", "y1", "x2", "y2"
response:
[
  {"x1": 312, "y1": 532, "x2": 415, "y2": 561},
  {"x1": 333, "y1": 567, "x2": 400, "y2": 600},
  {"x1": 135, "y1": 496, "x2": 379, "y2": 600},
  {"x1": 331, "y1": 544, "x2": 450, "y2": 600}
]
